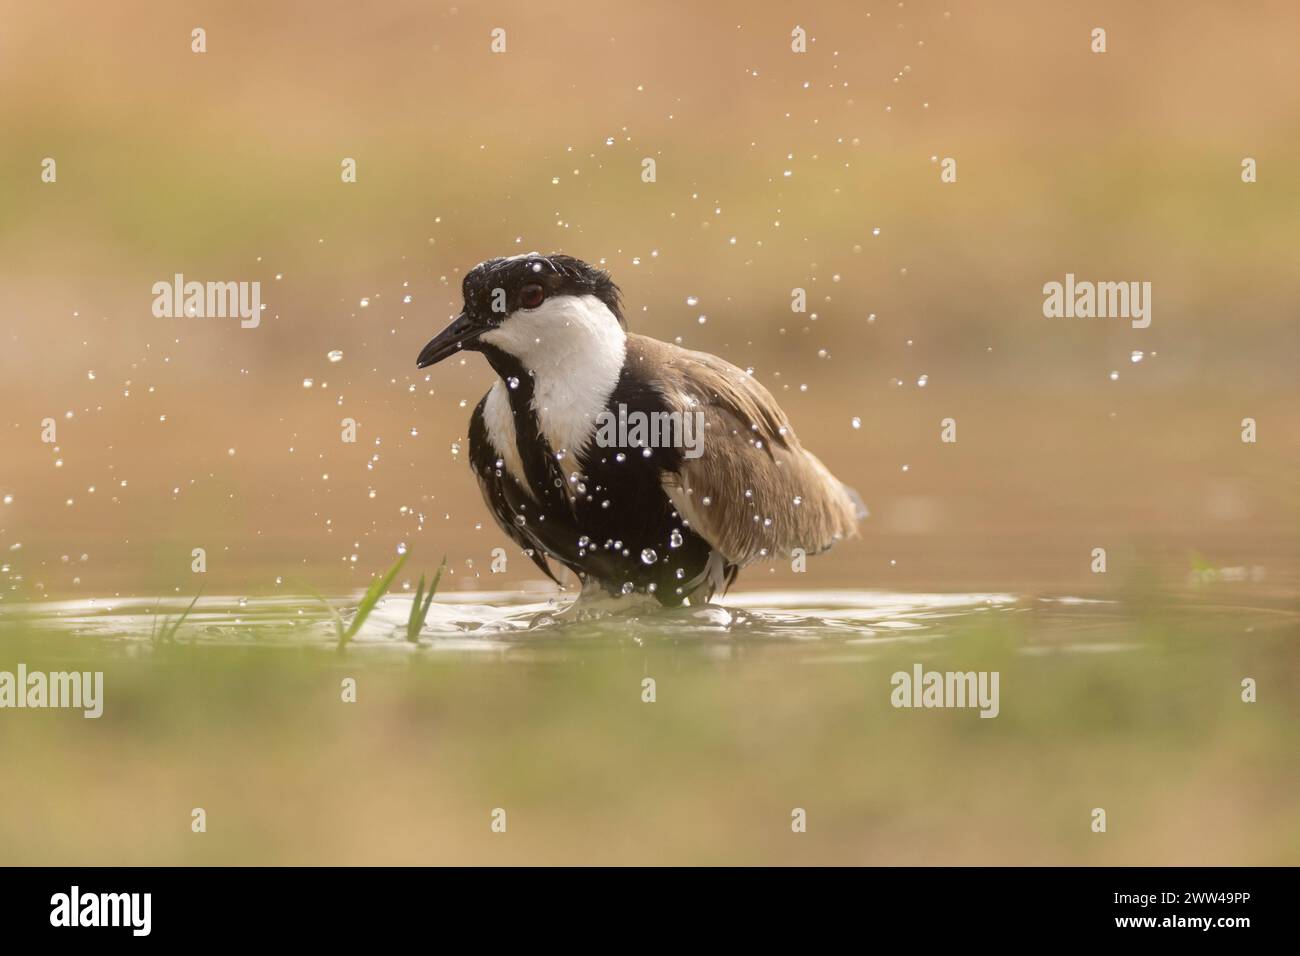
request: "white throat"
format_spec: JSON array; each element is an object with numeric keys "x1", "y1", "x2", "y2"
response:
[{"x1": 480, "y1": 294, "x2": 627, "y2": 465}]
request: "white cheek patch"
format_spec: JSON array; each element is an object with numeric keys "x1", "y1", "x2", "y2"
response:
[{"x1": 480, "y1": 294, "x2": 626, "y2": 459}]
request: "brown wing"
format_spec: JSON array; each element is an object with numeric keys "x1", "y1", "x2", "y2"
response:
[{"x1": 625, "y1": 335, "x2": 864, "y2": 567}]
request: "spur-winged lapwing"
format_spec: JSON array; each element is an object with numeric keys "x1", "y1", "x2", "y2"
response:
[{"x1": 418, "y1": 253, "x2": 864, "y2": 606}]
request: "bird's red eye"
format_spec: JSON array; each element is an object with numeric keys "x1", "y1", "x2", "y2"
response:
[{"x1": 520, "y1": 284, "x2": 545, "y2": 309}]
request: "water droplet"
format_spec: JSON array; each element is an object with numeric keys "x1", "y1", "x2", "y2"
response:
[
  {"x1": 507, "y1": 376, "x2": 520, "y2": 389},
  {"x1": 669, "y1": 530, "x2": 683, "y2": 549},
  {"x1": 851, "y1": 417, "x2": 862, "y2": 430},
  {"x1": 1109, "y1": 370, "x2": 1119, "y2": 381},
  {"x1": 514, "y1": 514, "x2": 527, "y2": 527},
  {"x1": 396, "y1": 542, "x2": 407, "y2": 555},
  {"x1": 621, "y1": 582, "x2": 634, "y2": 595},
  {"x1": 327, "y1": 350, "x2": 344, "y2": 363},
  {"x1": 1130, "y1": 351, "x2": 1144, "y2": 363},
  {"x1": 916, "y1": 374, "x2": 928, "y2": 387},
  {"x1": 640, "y1": 548, "x2": 657, "y2": 565},
  {"x1": 685, "y1": 296, "x2": 699, "y2": 306}
]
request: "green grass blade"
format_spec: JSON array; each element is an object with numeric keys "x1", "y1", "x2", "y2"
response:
[
  {"x1": 405, "y1": 574, "x2": 427, "y2": 643},
  {"x1": 342, "y1": 552, "x2": 409, "y2": 643},
  {"x1": 404, "y1": 557, "x2": 447, "y2": 643},
  {"x1": 424, "y1": 556, "x2": 447, "y2": 610},
  {"x1": 157, "y1": 587, "x2": 203, "y2": 644}
]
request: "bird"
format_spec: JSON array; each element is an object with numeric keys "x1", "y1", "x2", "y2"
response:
[{"x1": 417, "y1": 253, "x2": 864, "y2": 607}]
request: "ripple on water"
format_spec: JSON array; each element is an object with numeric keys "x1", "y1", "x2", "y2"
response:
[
  {"x1": 12, "y1": 590, "x2": 1295, "y2": 659},
  {"x1": 16, "y1": 590, "x2": 1013, "y2": 650}
]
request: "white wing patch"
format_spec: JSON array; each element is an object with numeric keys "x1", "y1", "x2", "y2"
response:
[{"x1": 481, "y1": 379, "x2": 528, "y2": 491}]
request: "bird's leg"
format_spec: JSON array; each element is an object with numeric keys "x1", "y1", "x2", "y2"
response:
[{"x1": 680, "y1": 550, "x2": 729, "y2": 605}]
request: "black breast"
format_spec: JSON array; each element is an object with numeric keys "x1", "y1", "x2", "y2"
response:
[{"x1": 467, "y1": 349, "x2": 716, "y2": 605}]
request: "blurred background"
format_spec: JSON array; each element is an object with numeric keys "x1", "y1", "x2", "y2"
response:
[
  {"x1": 2, "y1": 0, "x2": 1297, "y2": 600},
  {"x1": 1, "y1": 1, "x2": 1299, "y2": 867}
]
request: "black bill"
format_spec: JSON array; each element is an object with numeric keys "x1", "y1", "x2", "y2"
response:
[{"x1": 417, "y1": 313, "x2": 483, "y2": 368}]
